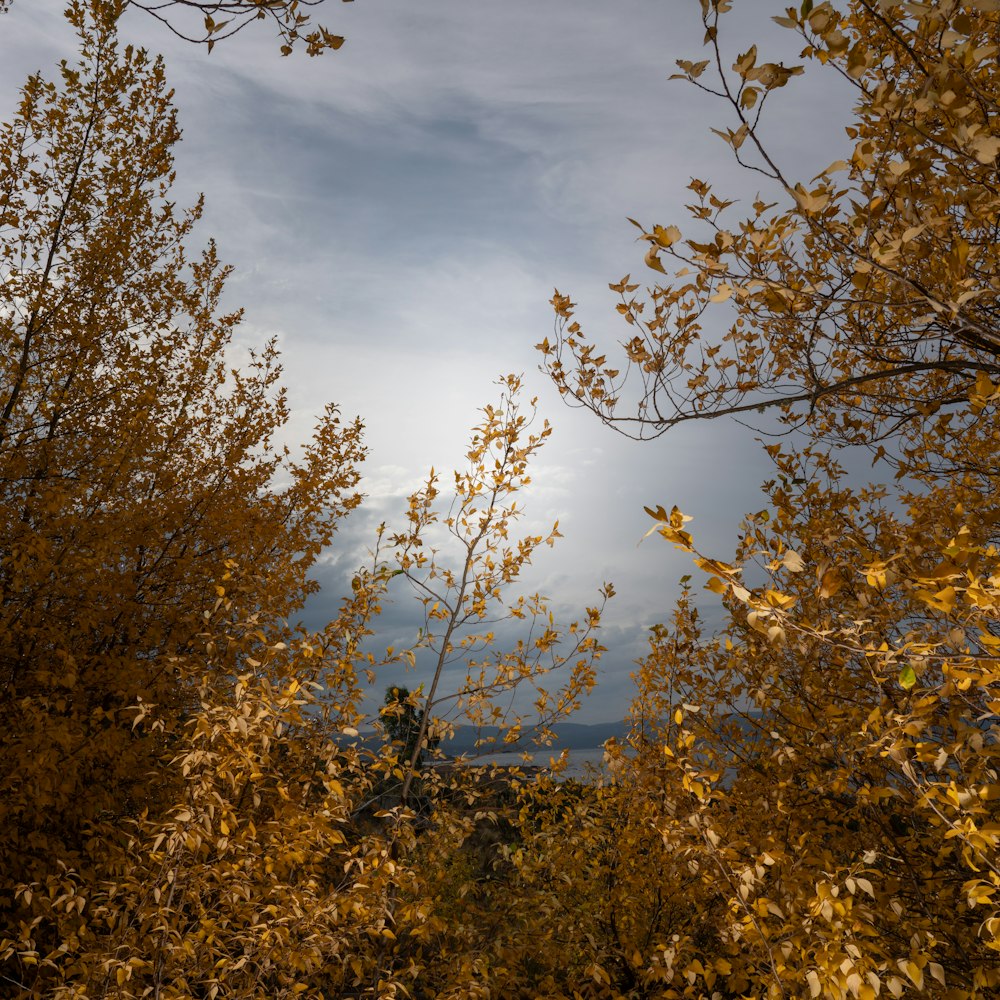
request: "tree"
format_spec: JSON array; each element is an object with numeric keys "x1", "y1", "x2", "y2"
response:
[
  {"x1": 540, "y1": 0, "x2": 1000, "y2": 484},
  {"x1": 538, "y1": 2, "x2": 1000, "y2": 996},
  {"x1": 1, "y1": 375, "x2": 610, "y2": 999},
  {"x1": 1, "y1": 6, "x2": 617, "y2": 996},
  {"x1": 0, "y1": 602, "x2": 398, "y2": 1000},
  {"x1": 2, "y1": 0, "x2": 348, "y2": 56},
  {"x1": 380, "y1": 375, "x2": 612, "y2": 802},
  {"x1": 0, "y1": 0, "x2": 364, "y2": 900},
  {"x1": 381, "y1": 684, "x2": 431, "y2": 769},
  {"x1": 351, "y1": 375, "x2": 611, "y2": 997}
]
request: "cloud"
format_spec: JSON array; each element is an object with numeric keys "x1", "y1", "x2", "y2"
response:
[{"x1": 0, "y1": 0, "x2": 857, "y2": 724}]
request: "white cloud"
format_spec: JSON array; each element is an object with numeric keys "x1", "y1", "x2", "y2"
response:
[{"x1": 0, "y1": 0, "x2": 856, "y2": 722}]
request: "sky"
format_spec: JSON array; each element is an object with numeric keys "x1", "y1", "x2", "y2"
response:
[{"x1": 0, "y1": 1, "x2": 856, "y2": 725}]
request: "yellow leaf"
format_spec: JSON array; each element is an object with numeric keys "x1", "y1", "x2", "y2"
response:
[
  {"x1": 806, "y1": 969, "x2": 821, "y2": 998},
  {"x1": 766, "y1": 624, "x2": 786, "y2": 644},
  {"x1": 818, "y1": 565, "x2": 843, "y2": 598},
  {"x1": 790, "y1": 183, "x2": 831, "y2": 213},
  {"x1": 652, "y1": 224, "x2": 681, "y2": 247},
  {"x1": 658, "y1": 526, "x2": 693, "y2": 549},
  {"x1": 916, "y1": 585, "x2": 956, "y2": 613},
  {"x1": 763, "y1": 588, "x2": 796, "y2": 609},
  {"x1": 644, "y1": 246, "x2": 667, "y2": 274},
  {"x1": 780, "y1": 549, "x2": 805, "y2": 572},
  {"x1": 900, "y1": 960, "x2": 923, "y2": 990},
  {"x1": 971, "y1": 134, "x2": 1000, "y2": 164}
]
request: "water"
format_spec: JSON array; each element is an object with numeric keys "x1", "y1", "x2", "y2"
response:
[{"x1": 468, "y1": 747, "x2": 611, "y2": 782}]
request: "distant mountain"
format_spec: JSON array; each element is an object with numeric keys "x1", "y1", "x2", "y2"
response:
[
  {"x1": 438, "y1": 720, "x2": 630, "y2": 753},
  {"x1": 341, "y1": 720, "x2": 630, "y2": 754},
  {"x1": 341, "y1": 713, "x2": 775, "y2": 755}
]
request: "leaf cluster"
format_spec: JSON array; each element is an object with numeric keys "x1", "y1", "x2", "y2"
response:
[{"x1": 535, "y1": 3, "x2": 1000, "y2": 996}]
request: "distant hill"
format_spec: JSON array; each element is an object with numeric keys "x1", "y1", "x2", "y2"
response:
[
  {"x1": 422, "y1": 722, "x2": 628, "y2": 755},
  {"x1": 431, "y1": 720, "x2": 629, "y2": 753},
  {"x1": 342, "y1": 714, "x2": 777, "y2": 755},
  {"x1": 341, "y1": 720, "x2": 630, "y2": 754}
]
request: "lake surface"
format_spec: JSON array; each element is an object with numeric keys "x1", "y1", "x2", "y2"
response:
[{"x1": 468, "y1": 747, "x2": 611, "y2": 782}]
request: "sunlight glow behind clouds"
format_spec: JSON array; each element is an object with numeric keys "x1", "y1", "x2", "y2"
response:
[{"x1": 0, "y1": 1, "x2": 854, "y2": 722}]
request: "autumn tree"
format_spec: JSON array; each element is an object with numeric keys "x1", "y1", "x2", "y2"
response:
[
  {"x1": 1, "y1": 376, "x2": 610, "y2": 999},
  {"x1": 537, "y1": 2, "x2": 1000, "y2": 996},
  {"x1": 0, "y1": 4, "x2": 617, "y2": 996},
  {"x1": 346, "y1": 375, "x2": 611, "y2": 997},
  {"x1": 383, "y1": 376, "x2": 610, "y2": 801},
  {"x1": 542, "y1": 1, "x2": 1000, "y2": 481},
  {"x1": 0, "y1": 0, "x2": 364, "y2": 907}
]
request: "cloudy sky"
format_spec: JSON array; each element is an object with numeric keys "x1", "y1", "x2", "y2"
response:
[{"x1": 1, "y1": 1, "x2": 854, "y2": 724}]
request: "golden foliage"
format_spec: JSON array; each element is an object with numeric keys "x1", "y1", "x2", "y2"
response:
[
  {"x1": 537, "y1": 2, "x2": 1000, "y2": 996},
  {"x1": 0, "y1": 17, "x2": 607, "y2": 982},
  {"x1": 541, "y1": 0, "x2": 1000, "y2": 477},
  {"x1": 0, "y1": 2, "x2": 365, "y2": 976},
  {"x1": 382, "y1": 375, "x2": 611, "y2": 796},
  {"x1": 14, "y1": 0, "x2": 1000, "y2": 997}
]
